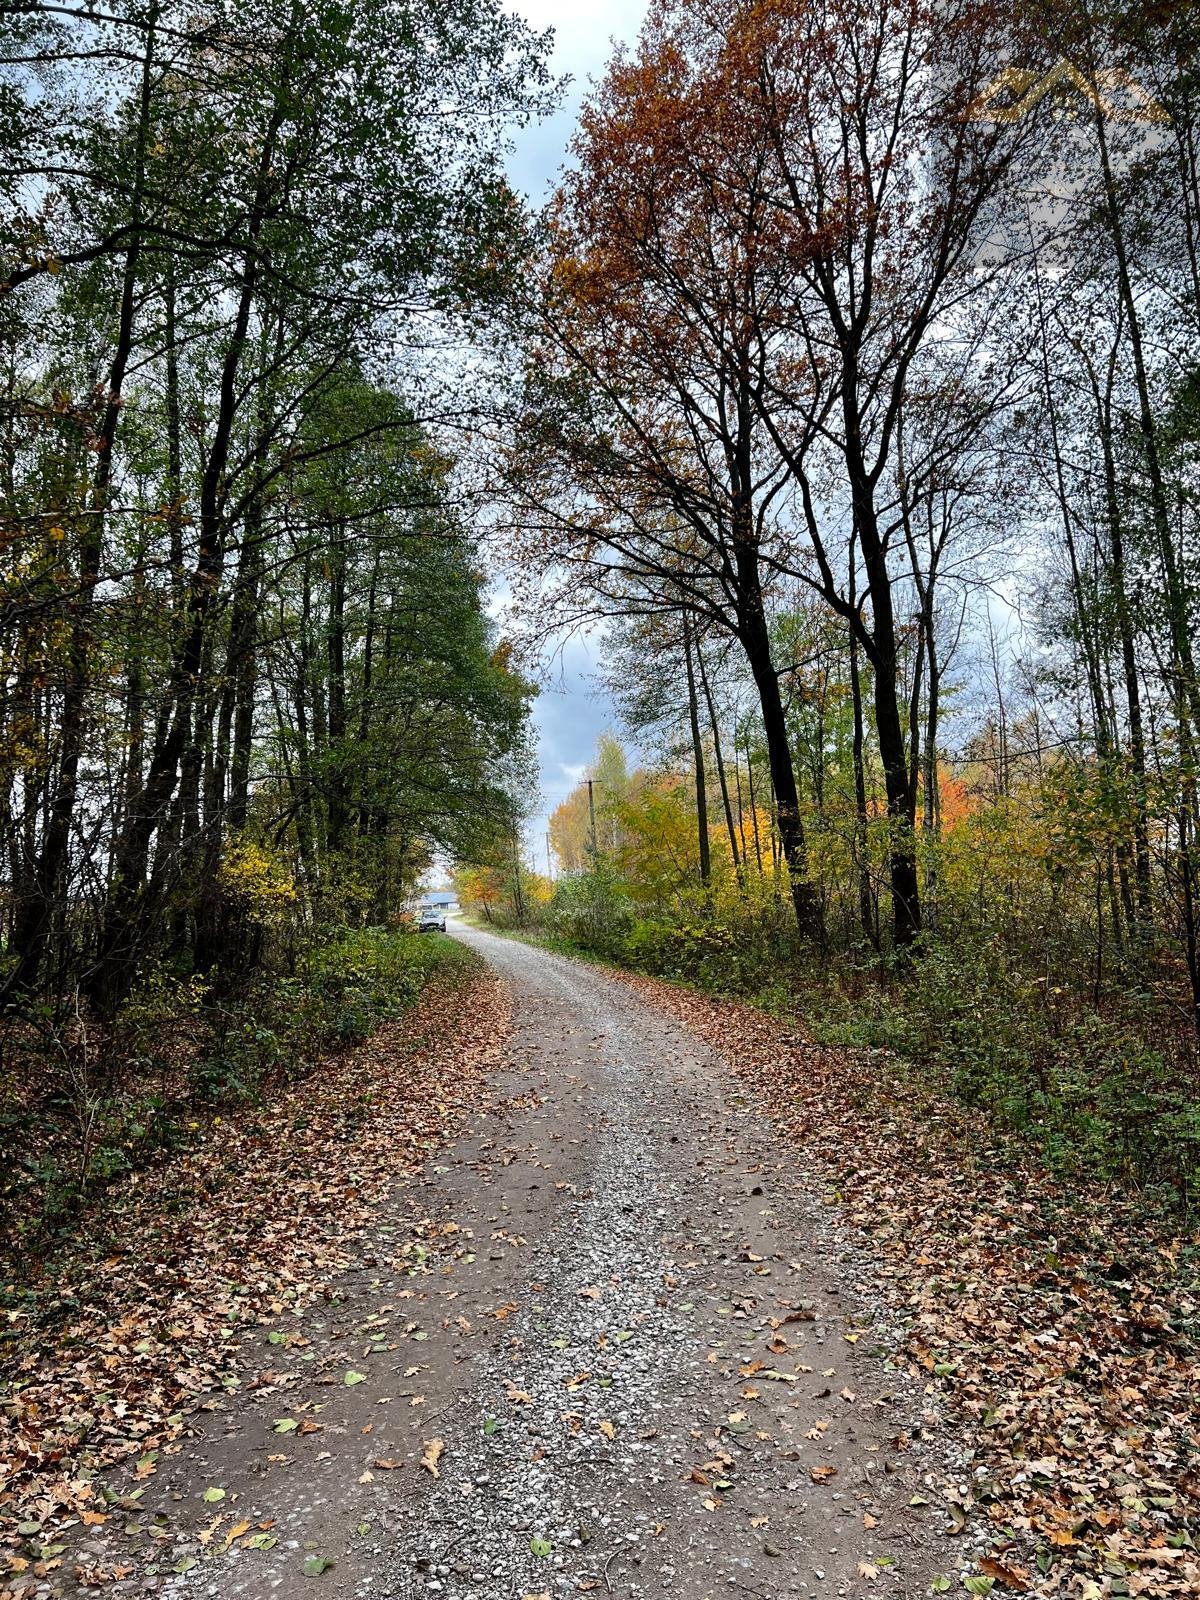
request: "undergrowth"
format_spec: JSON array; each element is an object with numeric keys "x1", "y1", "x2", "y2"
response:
[{"x1": 0, "y1": 928, "x2": 473, "y2": 1270}]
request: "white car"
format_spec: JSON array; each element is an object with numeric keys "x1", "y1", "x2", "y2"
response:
[{"x1": 418, "y1": 906, "x2": 447, "y2": 932}]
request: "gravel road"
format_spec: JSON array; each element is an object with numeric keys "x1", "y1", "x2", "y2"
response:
[{"x1": 61, "y1": 924, "x2": 957, "y2": 1600}]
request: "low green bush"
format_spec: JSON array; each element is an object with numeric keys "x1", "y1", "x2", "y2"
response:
[{"x1": 307, "y1": 925, "x2": 465, "y2": 1044}]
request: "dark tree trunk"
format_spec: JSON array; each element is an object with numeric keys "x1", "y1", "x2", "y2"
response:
[
  {"x1": 848, "y1": 621, "x2": 878, "y2": 951},
  {"x1": 745, "y1": 735, "x2": 764, "y2": 877},
  {"x1": 93, "y1": 78, "x2": 290, "y2": 1008},
  {"x1": 854, "y1": 501, "x2": 921, "y2": 947},
  {"x1": 683, "y1": 616, "x2": 711, "y2": 887},
  {"x1": 737, "y1": 572, "x2": 822, "y2": 942},
  {"x1": 325, "y1": 527, "x2": 348, "y2": 853}
]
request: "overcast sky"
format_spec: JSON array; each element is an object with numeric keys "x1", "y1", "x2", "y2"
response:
[{"x1": 500, "y1": 1, "x2": 650, "y2": 861}]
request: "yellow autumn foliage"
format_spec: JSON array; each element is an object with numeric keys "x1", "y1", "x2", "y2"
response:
[{"x1": 218, "y1": 841, "x2": 297, "y2": 925}]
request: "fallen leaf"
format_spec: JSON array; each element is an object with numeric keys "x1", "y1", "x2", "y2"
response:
[{"x1": 979, "y1": 1558, "x2": 1029, "y2": 1590}]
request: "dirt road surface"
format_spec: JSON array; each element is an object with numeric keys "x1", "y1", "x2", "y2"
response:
[{"x1": 60, "y1": 925, "x2": 958, "y2": 1600}]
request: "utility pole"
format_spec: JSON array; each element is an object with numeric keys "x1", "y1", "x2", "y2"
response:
[{"x1": 545, "y1": 832, "x2": 553, "y2": 881}]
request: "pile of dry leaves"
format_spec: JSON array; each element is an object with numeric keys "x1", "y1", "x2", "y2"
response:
[
  {"x1": 618, "y1": 971, "x2": 1199, "y2": 1600},
  {"x1": 0, "y1": 961, "x2": 509, "y2": 1580}
]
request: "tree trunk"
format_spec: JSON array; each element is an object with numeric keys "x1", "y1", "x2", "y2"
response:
[
  {"x1": 1093, "y1": 107, "x2": 1200, "y2": 737},
  {"x1": 848, "y1": 618, "x2": 878, "y2": 950},
  {"x1": 843, "y1": 387, "x2": 921, "y2": 947},
  {"x1": 1092, "y1": 349, "x2": 1153, "y2": 927},
  {"x1": 744, "y1": 734, "x2": 764, "y2": 876},
  {"x1": 736, "y1": 567, "x2": 821, "y2": 941},
  {"x1": 683, "y1": 616, "x2": 711, "y2": 887},
  {"x1": 93, "y1": 86, "x2": 288, "y2": 1007},
  {"x1": 325, "y1": 527, "x2": 348, "y2": 854}
]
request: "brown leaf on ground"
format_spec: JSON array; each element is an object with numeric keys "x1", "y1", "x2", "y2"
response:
[
  {"x1": 0, "y1": 966, "x2": 508, "y2": 1550},
  {"x1": 980, "y1": 1557, "x2": 1030, "y2": 1590}
]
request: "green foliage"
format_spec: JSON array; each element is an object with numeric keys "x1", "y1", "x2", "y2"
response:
[
  {"x1": 0, "y1": 0, "x2": 550, "y2": 1008},
  {"x1": 544, "y1": 860, "x2": 634, "y2": 953},
  {"x1": 888, "y1": 941, "x2": 1198, "y2": 1200},
  {"x1": 306, "y1": 928, "x2": 471, "y2": 1045},
  {"x1": 542, "y1": 866, "x2": 804, "y2": 1000}
]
